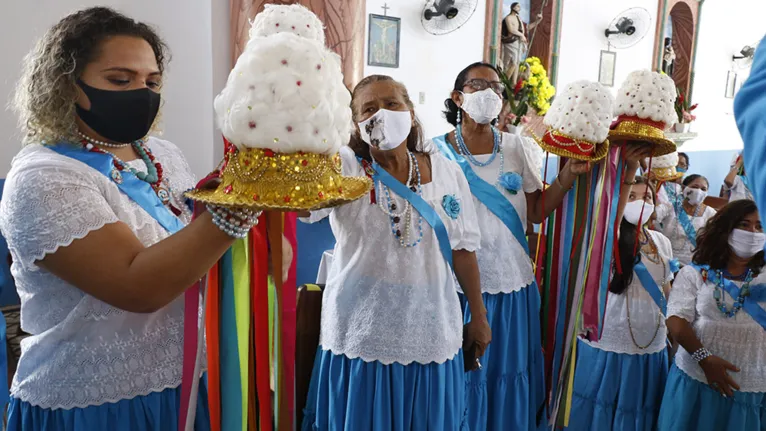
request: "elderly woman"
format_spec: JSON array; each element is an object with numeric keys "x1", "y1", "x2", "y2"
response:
[
  {"x1": 428, "y1": 62, "x2": 595, "y2": 431},
  {"x1": 658, "y1": 200, "x2": 766, "y2": 429},
  {"x1": 0, "y1": 7, "x2": 278, "y2": 430},
  {"x1": 301, "y1": 75, "x2": 491, "y2": 430},
  {"x1": 655, "y1": 174, "x2": 716, "y2": 266}
]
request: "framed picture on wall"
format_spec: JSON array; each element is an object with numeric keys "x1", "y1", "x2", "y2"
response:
[
  {"x1": 598, "y1": 50, "x2": 617, "y2": 87},
  {"x1": 368, "y1": 14, "x2": 401, "y2": 68}
]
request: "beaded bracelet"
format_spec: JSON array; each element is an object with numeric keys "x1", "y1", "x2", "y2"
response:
[
  {"x1": 691, "y1": 347, "x2": 713, "y2": 363},
  {"x1": 207, "y1": 204, "x2": 260, "y2": 238}
]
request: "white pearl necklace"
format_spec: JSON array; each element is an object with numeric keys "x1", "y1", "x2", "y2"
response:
[{"x1": 78, "y1": 131, "x2": 132, "y2": 148}]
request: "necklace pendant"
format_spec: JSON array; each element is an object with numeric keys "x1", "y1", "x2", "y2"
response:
[
  {"x1": 110, "y1": 168, "x2": 124, "y2": 184},
  {"x1": 156, "y1": 185, "x2": 171, "y2": 205}
]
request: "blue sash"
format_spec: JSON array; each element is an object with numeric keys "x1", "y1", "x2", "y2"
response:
[
  {"x1": 674, "y1": 200, "x2": 698, "y2": 247},
  {"x1": 634, "y1": 261, "x2": 668, "y2": 316},
  {"x1": 690, "y1": 264, "x2": 766, "y2": 331},
  {"x1": 49, "y1": 144, "x2": 185, "y2": 234},
  {"x1": 361, "y1": 158, "x2": 453, "y2": 268},
  {"x1": 432, "y1": 135, "x2": 530, "y2": 254}
]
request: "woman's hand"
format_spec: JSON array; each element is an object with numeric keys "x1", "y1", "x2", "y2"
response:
[
  {"x1": 464, "y1": 313, "x2": 492, "y2": 358},
  {"x1": 700, "y1": 355, "x2": 741, "y2": 397},
  {"x1": 622, "y1": 144, "x2": 653, "y2": 172}
]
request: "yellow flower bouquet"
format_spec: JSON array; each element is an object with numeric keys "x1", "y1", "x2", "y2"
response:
[{"x1": 501, "y1": 57, "x2": 556, "y2": 126}]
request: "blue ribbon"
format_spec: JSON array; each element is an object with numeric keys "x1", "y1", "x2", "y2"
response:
[
  {"x1": 219, "y1": 249, "x2": 243, "y2": 430},
  {"x1": 48, "y1": 144, "x2": 185, "y2": 234},
  {"x1": 634, "y1": 261, "x2": 668, "y2": 316},
  {"x1": 598, "y1": 157, "x2": 624, "y2": 335},
  {"x1": 362, "y1": 157, "x2": 453, "y2": 268},
  {"x1": 674, "y1": 200, "x2": 698, "y2": 248},
  {"x1": 690, "y1": 264, "x2": 766, "y2": 331},
  {"x1": 432, "y1": 135, "x2": 529, "y2": 254}
]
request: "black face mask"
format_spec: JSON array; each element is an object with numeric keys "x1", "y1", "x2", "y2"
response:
[{"x1": 76, "y1": 79, "x2": 161, "y2": 143}]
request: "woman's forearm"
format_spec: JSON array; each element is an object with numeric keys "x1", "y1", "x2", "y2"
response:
[
  {"x1": 724, "y1": 167, "x2": 738, "y2": 188},
  {"x1": 527, "y1": 169, "x2": 576, "y2": 224},
  {"x1": 125, "y1": 212, "x2": 238, "y2": 311},
  {"x1": 453, "y1": 249, "x2": 486, "y2": 318},
  {"x1": 667, "y1": 315, "x2": 704, "y2": 353},
  {"x1": 40, "y1": 212, "x2": 239, "y2": 313}
]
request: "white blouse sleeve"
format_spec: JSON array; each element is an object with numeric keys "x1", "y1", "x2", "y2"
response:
[
  {"x1": 516, "y1": 135, "x2": 545, "y2": 193},
  {"x1": 0, "y1": 156, "x2": 119, "y2": 268},
  {"x1": 300, "y1": 146, "x2": 366, "y2": 224},
  {"x1": 667, "y1": 265, "x2": 702, "y2": 323},
  {"x1": 702, "y1": 206, "x2": 717, "y2": 224},
  {"x1": 445, "y1": 158, "x2": 481, "y2": 252}
]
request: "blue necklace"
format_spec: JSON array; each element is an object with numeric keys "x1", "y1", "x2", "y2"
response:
[
  {"x1": 712, "y1": 269, "x2": 754, "y2": 317},
  {"x1": 455, "y1": 124, "x2": 501, "y2": 167}
]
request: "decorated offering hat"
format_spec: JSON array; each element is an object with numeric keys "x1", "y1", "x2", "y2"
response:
[
  {"x1": 647, "y1": 151, "x2": 683, "y2": 182},
  {"x1": 608, "y1": 70, "x2": 677, "y2": 157},
  {"x1": 533, "y1": 80, "x2": 614, "y2": 161},
  {"x1": 186, "y1": 4, "x2": 371, "y2": 211}
]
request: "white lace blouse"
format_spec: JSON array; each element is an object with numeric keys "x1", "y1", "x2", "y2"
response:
[
  {"x1": 668, "y1": 265, "x2": 766, "y2": 392},
  {"x1": 0, "y1": 138, "x2": 196, "y2": 409},
  {"x1": 582, "y1": 230, "x2": 673, "y2": 355},
  {"x1": 655, "y1": 196, "x2": 716, "y2": 265},
  {"x1": 305, "y1": 146, "x2": 481, "y2": 365},
  {"x1": 729, "y1": 176, "x2": 753, "y2": 202},
  {"x1": 425, "y1": 133, "x2": 543, "y2": 295}
]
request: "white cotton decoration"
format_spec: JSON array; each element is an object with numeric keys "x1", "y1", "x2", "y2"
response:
[
  {"x1": 214, "y1": 32, "x2": 351, "y2": 155},
  {"x1": 614, "y1": 70, "x2": 678, "y2": 129},
  {"x1": 543, "y1": 80, "x2": 614, "y2": 143},
  {"x1": 249, "y1": 3, "x2": 325, "y2": 45},
  {"x1": 649, "y1": 151, "x2": 678, "y2": 169}
]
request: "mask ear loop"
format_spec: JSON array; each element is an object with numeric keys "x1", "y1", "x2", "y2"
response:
[{"x1": 632, "y1": 154, "x2": 653, "y2": 257}]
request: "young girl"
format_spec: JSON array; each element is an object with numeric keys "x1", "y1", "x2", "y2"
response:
[{"x1": 568, "y1": 148, "x2": 673, "y2": 431}]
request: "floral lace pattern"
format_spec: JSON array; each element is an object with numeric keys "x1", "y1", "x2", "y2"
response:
[
  {"x1": 0, "y1": 138, "x2": 198, "y2": 409},
  {"x1": 312, "y1": 148, "x2": 481, "y2": 365},
  {"x1": 583, "y1": 230, "x2": 673, "y2": 355},
  {"x1": 668, "y1": 266, "x2": 766, "y2": 392}
]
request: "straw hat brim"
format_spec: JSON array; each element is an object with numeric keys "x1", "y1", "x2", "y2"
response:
[
  {"x1": 185, "y1": 147, "x2": 372, "y2": 211},
  {"x1": 186, "y1": 176, "x2": 371, "y2": 212},
  {"x1": 533, "y1": 135, "x2": 610, "y2": 162},
  {"x1": 607, "y1": 131, "x2": 677, "y2": 157}
]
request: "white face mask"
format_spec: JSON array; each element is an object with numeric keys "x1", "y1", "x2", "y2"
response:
[
  {"x1": 623, "y1": 200, "x2": 655, "y2": 226},
  {"x1": 728, "y1": 228, "x2": 766, "y2": 259},
  {"x1": 684, "y1": 188, "x2": 708, "y2": 206},
  {"x1": 460, "y1": 89, "x2": 503, "y2": 124},
  {"x1": 358, "y1": 109, "x2": 412, "y2": 151}
]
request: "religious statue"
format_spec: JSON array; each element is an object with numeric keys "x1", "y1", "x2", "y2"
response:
[
  {"x1": 501, "y1": 2, "x2": 543, "y2": 85},
  {"x1": 662, "y1": 37, "x2": 676, "y2": 76}
]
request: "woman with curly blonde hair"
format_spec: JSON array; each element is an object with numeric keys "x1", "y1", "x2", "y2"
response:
[{"x1": 0, "y1": 7, "x2": 271, "y2": 430}]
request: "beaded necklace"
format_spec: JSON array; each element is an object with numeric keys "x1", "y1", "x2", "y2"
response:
[
  {"x1": 375, "y1": 151, "x2": 424, "y2": 247},
  {"x1": 81, "y1": 139, "x2": 172, "y2": 207},
  {"x1": 455, "y1": 125, "x2": 505, "y2": 184},
  {"x1": 628, "y1": 230, "x2": 666, "y2": 349},
  {"x1": 712, "y1": 269, "x2": 754, "y2": 317}
]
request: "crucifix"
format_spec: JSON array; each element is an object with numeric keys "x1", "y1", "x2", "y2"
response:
[{"x1": 381, "y1": 3, "x2": 390, "y2": 16}]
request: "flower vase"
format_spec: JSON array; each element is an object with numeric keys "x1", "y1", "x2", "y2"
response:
[
  {"x1": 673, "y1": 123, "x2": 690, "y2": 133},
  {"x1": 507, "y1": 124, "x2": 525, "y2": 136}
]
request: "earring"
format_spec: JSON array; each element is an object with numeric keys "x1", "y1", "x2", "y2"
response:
[{"x1": 457, "y1": 110, "x2": 462, "y2": 124}]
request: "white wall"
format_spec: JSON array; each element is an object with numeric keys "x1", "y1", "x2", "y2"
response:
[
  {"x1": 0, "y1": 0, "x2": 229, "y2": 178},
  {"x1": 681, "y1": 0, "x2": 766, "y2": 152},
  {"x1": 364, "y1": 0, "x2": 487, "y2": 138},
  {"x1": 557, "y1": 0, "x2": 659, "y2": 93}
]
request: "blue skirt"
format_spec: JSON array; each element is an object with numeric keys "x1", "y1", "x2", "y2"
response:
[
  {"x1": 7, "y1": 379, "x2": 210, "y2": 431},
  {"x1": 459, "y1": 285, "x2": 546, "y2": 431},
  {"x1": 302, "y1": 348, "x2": 467, "y2": 431},
  {"x1": 658, "y1": 364, "x2": 766, "y2": 430},
  {"x1": 566, "y1": 340, "x2": 668, "y2": 431}
]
